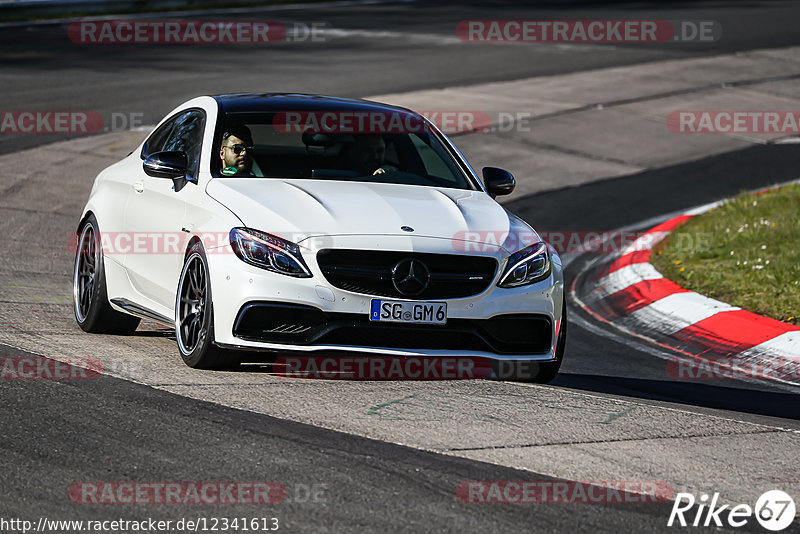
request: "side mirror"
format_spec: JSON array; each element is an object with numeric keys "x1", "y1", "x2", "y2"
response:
[
  {"x1": 143, "y1": 151, "x2": 190, "y2": 191},
  {"x1": 482, "y1": 167, "x2": 515, "y2": 198}
]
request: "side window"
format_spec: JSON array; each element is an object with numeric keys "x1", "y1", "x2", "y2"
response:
[
  {"x1": 141, "y1": 116, "x2": 178, "y2": 158},
  {"x1": 161, "y1": 110, "x2": 206, "y2": 178}
]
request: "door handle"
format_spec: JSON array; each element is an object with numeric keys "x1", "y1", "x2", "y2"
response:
[{"x1": 133, "y1": 182, "x2": 144, "y2": 193}]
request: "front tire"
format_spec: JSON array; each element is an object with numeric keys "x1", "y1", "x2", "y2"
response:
[
  {"x1": 176, "y1": 243, "x2": 238, "y2": 369},
  {"x1": 73, "y1": 215, "x2": 141, "y2": 334}
]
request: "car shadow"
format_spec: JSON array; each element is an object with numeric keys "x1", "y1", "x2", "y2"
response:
[{"x1": 551, "y1": 372, "x2": 800, "y2": 422}]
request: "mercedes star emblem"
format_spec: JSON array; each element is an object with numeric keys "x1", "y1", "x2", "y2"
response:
[{"x1": 391, "y1": 258, "x2": 430, "y2": 297}]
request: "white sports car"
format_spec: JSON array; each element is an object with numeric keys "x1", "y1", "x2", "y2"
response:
[{"x1": 73, "y1": 94, "x2": 566, "y2": 381}]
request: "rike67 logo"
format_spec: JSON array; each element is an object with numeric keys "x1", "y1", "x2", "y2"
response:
[{"x1": 668, "y1": 490, "x2": 796, "y2": 531}]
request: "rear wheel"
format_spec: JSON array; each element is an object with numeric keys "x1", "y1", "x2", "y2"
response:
[
  {"x1": 73, "y1": 215, "x2": 140, "y2": 334},
  {"x1": 492, "y1": 299, "x2": 567, "y2": 383},
  {"x1": 176, "y1": 243, "x2": 239, "y2": 369}
]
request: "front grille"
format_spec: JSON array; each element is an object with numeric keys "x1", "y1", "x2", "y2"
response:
[
  {"x1": 316, "y1": 249, "x2": 497, "y2": 299},
  {"x1": 233, "y1": 302, "x2": 552, "y2": 354}
]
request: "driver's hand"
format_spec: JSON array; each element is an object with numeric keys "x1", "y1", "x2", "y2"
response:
[{"x1": 372, "y1": 165, "x2": 397, "y2": 175}]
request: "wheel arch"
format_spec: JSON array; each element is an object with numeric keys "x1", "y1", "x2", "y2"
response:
[
  {"x1": 76, "y1": 210, "x2": 94, "y2": 232},
  {"x1": 184, "y1": 235, "x2": 205, "y2": 261}
]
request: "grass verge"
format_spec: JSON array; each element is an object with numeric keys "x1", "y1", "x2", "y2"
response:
[{"x1": 651, "y1": 184, "x2": 799, "y2": 326}]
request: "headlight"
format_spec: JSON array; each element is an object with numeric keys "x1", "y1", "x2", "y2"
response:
[
  {"x1": 229, "y1": 228, "x2": 312, "y2": 278},
  {"x1": 498, "y1": 241, "x2": 551, "y2": 288}
]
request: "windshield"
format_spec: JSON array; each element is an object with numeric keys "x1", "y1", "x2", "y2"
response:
[{"x1": 212, "y1": 110, "x2": 475, "y2": 190}]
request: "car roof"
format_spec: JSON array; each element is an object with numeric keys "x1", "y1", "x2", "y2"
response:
[{"x1": 212, "y1": 93, "x2": 419, "y2": 115}]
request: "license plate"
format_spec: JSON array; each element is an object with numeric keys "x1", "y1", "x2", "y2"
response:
[{"x1": 369, "y1": 299, "x2": 447, "y2": 324}]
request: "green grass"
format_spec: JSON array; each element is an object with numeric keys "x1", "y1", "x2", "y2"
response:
[{"x1": 651, "y1": 184, "x2": 800, "y2": 325}]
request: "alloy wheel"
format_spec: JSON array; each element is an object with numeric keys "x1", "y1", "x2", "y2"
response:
[
  {"x1": 74, "y1": 224, "x2": 97, "y2": 322},
  {"x1": 178, "y1": 255, "x2": 207, "y2": 353}
]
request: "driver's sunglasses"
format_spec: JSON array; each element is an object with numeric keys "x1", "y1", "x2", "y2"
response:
[{"x1": 226, "y1": 144, "x2": 254, "y2": 155}]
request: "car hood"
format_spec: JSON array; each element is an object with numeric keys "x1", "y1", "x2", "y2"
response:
[{"x1": 206, "y1": 178, "x2": 539, "y2": 252}]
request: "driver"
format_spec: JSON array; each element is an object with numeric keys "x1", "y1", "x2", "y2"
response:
[
  {"x1": 346, "y1": 134, "x2": 397, "y2": 176},
  {"x1": 219, "y1": 124, "x2": 255, "y2": 176}
]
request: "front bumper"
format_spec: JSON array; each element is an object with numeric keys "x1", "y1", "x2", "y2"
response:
[
  {"x1": 207, "y1": 239, "x2": 564, "y2": 361},
  {"x1": 233, "y1": 301, "x2": 552, "y2": 354}
]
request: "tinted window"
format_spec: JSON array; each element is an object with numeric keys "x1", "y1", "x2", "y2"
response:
[
  {"x1": 212, "y1": 110, "x2": 474, "y2": 190},
  {"x1": 409, "y1": 133, "x2": 463, "y2": 187},
  {"x1": 142, "y1": 116, "x2": 178, "y2": 157},
  {"x1": 161, "y1": 110, "x2": 205, "y2": 178}
]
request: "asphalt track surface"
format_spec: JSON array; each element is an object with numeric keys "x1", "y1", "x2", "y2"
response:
[
  {"x1": 2, "y1": 1, "x2": 800, "y2": 532},
  {"x1": 4, "y1": 0, "x2": 800, "y2": 154}
]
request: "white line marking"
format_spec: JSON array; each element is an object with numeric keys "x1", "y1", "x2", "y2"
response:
[
  {"x1": 739, "y1": 331, "x2": 800, "y2": 359},
  {"x1": 620, "y1": 230, "x2": 669, "y2": 254},
  {"x1": 627, "y1": 292, "x2": 738, "y2": 335},
  {"x1": 591, "y1": 263, "x2": 662, "y2": 300},
  {"x1": 312, "y1": 28, "x2": 462, "y2": 46},
  {"x1": 0, "y1": 0, "x2": 416, "y2": 28},
  {"x1": 567, "y1": 306, "x2": 800, "y2": 395},
  {"x1": 569, "y1": 178, "x2": 800, "y2": 392}
]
